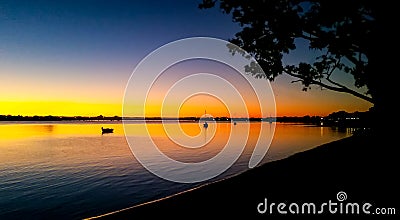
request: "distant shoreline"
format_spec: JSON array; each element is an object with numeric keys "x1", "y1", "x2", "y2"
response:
[
  {"x1": 0, "y1": 114, "x2": 371, "y2": 128},
  {"x1": 1, "y1": 110, "x2": 373, "y2": 128},
  {"x1": 0, "y1": 115, "x2": 309, "y2": 123},
  {"x1": 0, "y1": 115, "x2": 274, "y2": 121}
]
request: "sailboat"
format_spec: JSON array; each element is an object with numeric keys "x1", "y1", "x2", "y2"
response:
[
  {"x1": 267, "y1": 114, "x2": 274, "y2": 123},
  {"x1": 203, "y1": 110, "x2": 208, "y2": 128}
]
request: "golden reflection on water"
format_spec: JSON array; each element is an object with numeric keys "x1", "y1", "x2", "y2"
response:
[
  {"x1": 152, "y1": 123, "x2": 232, "y2": 162},
  {"x1": 0, "y1": 123, "x2": 125, "y2": 141},
  {"x1": 0, "y1": 122, "x2": 349, "y2": 170}
]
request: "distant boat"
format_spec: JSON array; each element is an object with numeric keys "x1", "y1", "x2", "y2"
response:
[
  {"x1": 266, "y1": 115, "x2": 274, "y2": 123},
  {"x1": 203, "y1": 109, "x2": 209, "y2": 128},
  {"x1": 101, "y1": 127, "x2": 114, "y2": 134}
]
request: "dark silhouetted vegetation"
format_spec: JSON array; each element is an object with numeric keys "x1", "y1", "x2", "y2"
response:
[{"x1": 200, "y1": 0, "x2": 393, "y2": 127}]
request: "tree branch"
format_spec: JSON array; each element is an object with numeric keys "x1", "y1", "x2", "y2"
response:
[
  {"x1": 300, "y1": 32, "x2": 362, "y2": 56},
  {"x1": 345, "y1": 54, "x2": 360, "y2": 66},
  {"x1": 325, "y1": 57, "x2": 347, "y2": 89},
  {"x1": 285, "y1": 71, "x2": 374, "y2": 103},
  {"x1": 326, "y1": 77, "x2": 347, "y2": 90},
  {"x1": 291, "y1": 79, "x2": 303, "y2": 83}
]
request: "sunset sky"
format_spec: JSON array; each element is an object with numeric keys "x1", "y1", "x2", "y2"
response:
[{"x1": 0, "y1": 0, "x2": 372, "y2": 117}]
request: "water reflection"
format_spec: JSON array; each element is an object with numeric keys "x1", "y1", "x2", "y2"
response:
[
  {"x1": 0, "y1": 122, "x2": 124, "y2": 141},
  {"x1": 41, "y1": 124, "x2": 55, "y2": 133},
  {"x1": 0, "y1": 122, "x2": 350, "y2": 219}
]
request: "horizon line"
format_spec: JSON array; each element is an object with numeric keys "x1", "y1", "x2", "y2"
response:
[{"x1": 0, "y1": 111, "x2": 368, "y2": 120}]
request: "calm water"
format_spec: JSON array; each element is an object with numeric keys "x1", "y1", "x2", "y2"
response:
[{"x1": 0, "y1": 121, "x2": 350, "y2": 219}]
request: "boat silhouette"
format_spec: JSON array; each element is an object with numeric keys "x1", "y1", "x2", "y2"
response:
[{"x1": 101, "y1": 127, "x2": 114, "y2": 134}]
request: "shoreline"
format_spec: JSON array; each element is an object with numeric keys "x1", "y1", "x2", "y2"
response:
[{"x1": 89, "y1": 131, "x2": 397, "y2": 218}]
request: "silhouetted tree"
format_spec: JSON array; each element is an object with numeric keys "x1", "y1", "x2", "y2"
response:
[{"x1": 199, "y1": 0, "x2": 392, "y2": 116}]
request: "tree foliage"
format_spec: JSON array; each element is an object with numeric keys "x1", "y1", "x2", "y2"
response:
[{"x1": 199, "y1": 0, "x2": 382, "y2": 103}]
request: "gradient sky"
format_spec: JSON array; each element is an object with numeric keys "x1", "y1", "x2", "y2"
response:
[{"x1": 0, "y1": 0, "x2": 372, "y2": 117}]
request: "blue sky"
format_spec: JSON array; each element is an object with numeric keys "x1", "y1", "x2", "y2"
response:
[{"x1": 1, "y1": 0, "x2": 239, "y2": 68}]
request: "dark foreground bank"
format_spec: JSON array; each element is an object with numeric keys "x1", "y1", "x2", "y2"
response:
[{"x1": 90, "y1": 131, "x2": 398, "y2": 219}]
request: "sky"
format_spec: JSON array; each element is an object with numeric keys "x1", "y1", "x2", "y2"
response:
[{"x1": 0, "y1": 0, "x2": 372, "y2": 117}]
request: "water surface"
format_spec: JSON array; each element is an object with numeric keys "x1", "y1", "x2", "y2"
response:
[{"x1": 0, "y1": 121, "x2": 349, "y2": 219}]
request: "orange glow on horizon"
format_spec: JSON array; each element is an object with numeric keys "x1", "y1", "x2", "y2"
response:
[
  {"x1": 1, "y1": 76, "x2": 372, "y2": 118},
  {"x1": 178, "y1": 95, "x2": 229, "y2": 118},
  {"x1": 0, "y1": 94, "x2": 372, "y2": 118},
  {"x1": 0, "y1": 101, "x2": 122, "y2": 117}
]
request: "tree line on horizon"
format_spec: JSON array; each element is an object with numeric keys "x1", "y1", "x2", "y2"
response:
[{"x1": 0, "y1": 110, "x2": 373, "y2": 128}]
